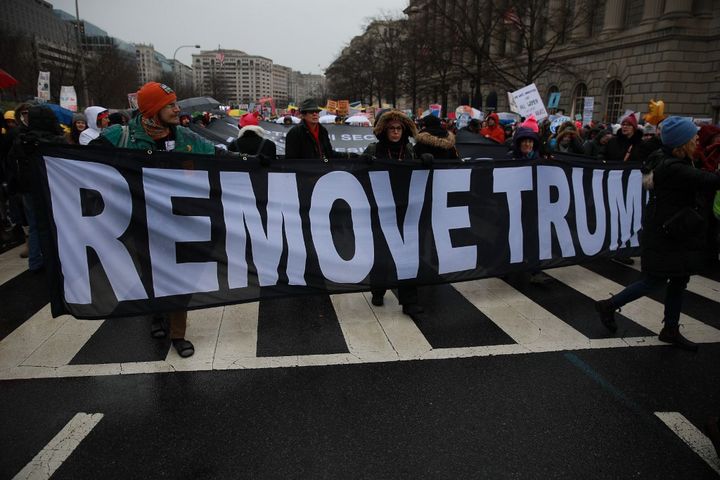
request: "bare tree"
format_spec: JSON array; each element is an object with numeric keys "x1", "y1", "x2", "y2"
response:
[{"x1": 85, "y1": 46, "x2": 138, "y2": 107}]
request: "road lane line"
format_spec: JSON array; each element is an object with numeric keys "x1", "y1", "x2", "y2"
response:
[
  {"x1": 363, "y1": 291, "x2": 432, "y2": 359},
  {"x1": 331, "y1": 292, "x2": 398, "y2": 360},
  {"x1": 13, "y1": 412, "x2": 103, "y2": 480},
  {"x1": 654, "y1": 412, "x2": 720, "y2": 475},
  {"x1": 0, "y1": 245, "x2": 28, "y2": 287}
]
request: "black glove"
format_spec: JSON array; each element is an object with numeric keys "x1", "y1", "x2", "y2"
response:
[
  {"x1": 420, "y1": 153, "x2": 434, "y2": 166},
  {"x1": 258, "y1": 153, "x2": 271, "y2": 167},
  {"x1": 358, "y1": 153, "x2": 374, "y2": 164},
  {"x1": 347, "y1": 152, "x2": 360, "y2": 159}
]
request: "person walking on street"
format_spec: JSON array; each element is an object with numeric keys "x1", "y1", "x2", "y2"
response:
[
  {"x1": 605, "y1": 113, "x2": 643, "y2": 162},
  {"x1": 414, "y1": 114, "x2": 459, "y2": 160},
  {"x1": 595, "y1": 117, "x2": 720, "y2": 351},
  {"x1": 363, "y1": 110, "x2": 424, "y2": 318},
  {"x1": 94, "y1": 82, "x2": 216, "y2": 358},
  {"x1": 79, "y1": 106, "x2": 109, "y2": 145},
  {"x1": 228, "y1": 112, "x2": 277, "y2": 160},
  {"x1": 480, "y1": 112, "x2": 506, "y2": 144}
]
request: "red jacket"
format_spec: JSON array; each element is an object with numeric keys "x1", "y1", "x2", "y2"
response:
[{"x1": 480, "y1": 113, "x2": 505, "y2": 143}]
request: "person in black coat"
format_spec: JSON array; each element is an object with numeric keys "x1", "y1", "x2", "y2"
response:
[
  {"x1": 605, "y1": 113, "x2": 643, "y2": 161},
  {"x1": 595, "y1": 117, "x2": 720, "y2": 351},
  {"x1": 228, "y1": 112, "x2": 276, "y2": 160},
  {"x1": 413, "y1": 114, "x2": 459, "y2": 160},
  {"x1": 363, "y1": 110, "x2": 424, "y2": 318},
  {"x1": 284, "y1": 99, "x2": 353, "y2": 160}
]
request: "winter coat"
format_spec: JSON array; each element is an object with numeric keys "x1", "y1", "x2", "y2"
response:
[
  {"x1": 284, "y1": 121, "x2": 348, "y2": 160},
  {"x1": 552, "y1": 124, "x2": 584, "y2": 154},
  {"x1": 508, "y1": 127, "x2": 540, "y2": 160},
  {"x1": 6, "y1": 108, "x2": 67, "y2": 194},
  {"x1": 228, "y1": 126, "x2": 277, "y2": 160},
  {"x1": 640, "y1": 149, "x2": 720, "y2": 277},
  {"x1": 604, "y1": 128, "x2": 643, "y2": 162},
  {"x1": 364, "y1": 109, "x2": 417, "y2": 161},
  {"x1": 413, "y1": 131, "x2": 459, "y2": 160},
  {"x1": 480, "y1": 113, "x2": 505, "y2": 144},
  {"x1": 96, "y1": 113, "x2": 215, "y2": 154},
  {"x1": 79, "y1": 106, "x2": 106, "y2": 145}
]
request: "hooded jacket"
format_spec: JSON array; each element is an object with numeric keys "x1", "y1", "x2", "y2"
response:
[
  {"x1": 508, "y1": 127, "x2": 540, "y2": 160},
  {"x1": 583, "y1": 128, "x2": 611, "y2": 158},
  {"x1": 228, "y1": 125, "x2": 277, "y2": 159},
  {"x1": 480, "y1": 112, "x2": 506, "y2": 144},
  {"x1": 414, "y1": 115, "x2": 459, "y2": 159},
  {"x1": 79, "y1": 106, "x2": 107, "y2": 145},
  {"x1": 552, "y1": 124, "x2": 584, "y2": 154},
  {"x1": 363, "y1": 110, "x2": 417, "y2": 160}
]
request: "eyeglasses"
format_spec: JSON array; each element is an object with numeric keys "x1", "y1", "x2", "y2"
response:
[{"x1": 387, "y1": 126, "x2": 403, "y2": 131}]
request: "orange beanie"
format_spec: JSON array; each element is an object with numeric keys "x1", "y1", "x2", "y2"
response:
[{"x1": 137, "y1": 82, "x2": 177, "y2": 118}]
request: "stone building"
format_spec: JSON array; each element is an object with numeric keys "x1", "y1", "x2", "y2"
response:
[
  {"x1": 402, "y1": 0, "x2": 719, "y2": 123},
  {"x1": 192, "y1": 49, "x2": 274, "y2": 105}
]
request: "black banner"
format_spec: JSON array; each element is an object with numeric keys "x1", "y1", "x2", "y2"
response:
[{"x1": 36, "y1": 145, "x2": 643, "y2": 319}]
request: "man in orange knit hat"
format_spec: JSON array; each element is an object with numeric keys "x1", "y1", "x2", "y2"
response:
[{"x1": 94, "y1": 82, "x2": 216, "y2": 358}]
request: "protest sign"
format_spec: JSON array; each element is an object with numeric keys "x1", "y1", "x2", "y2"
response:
[
  {"x1": 37, "y1": 71, "x2": 50, "y2": 102},
  {"x1": 60, "y1": 86, "x2": 78, "y2": 112},
  {"x1": 582, "y1": 97, "x2": 594, "y2": 126},
  {"x1": 509, "y1": 84, "x2": 548, "y2": 121}
]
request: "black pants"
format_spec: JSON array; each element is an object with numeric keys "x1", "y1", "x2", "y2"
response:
[{"x1": 371, "y1": 286, "x2": 418, "y2": 306}]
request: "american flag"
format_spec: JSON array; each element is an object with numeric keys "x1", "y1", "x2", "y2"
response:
[
  {"x1": 215, "y1": 52, "x2": 225, "y2": 66},
  {"x1": 503, "y1": 8, "x2": 523, "y2": 30}
]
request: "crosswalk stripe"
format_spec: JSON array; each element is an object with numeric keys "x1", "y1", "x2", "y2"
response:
[
  {"x1": 331, "y1": 292, "x2": 398, "y2": 361},
  {"x1": 454, "y1": 278, "x2": 606, "y2": 352},
  {"x1": 167, "y1": 306, "x2": 224, "y2": 371},
  {"x1": 213, "y1": 303, "x2": 260, "y2": 369},
  {"x1": 363, "y1": 291, "x2": 432, "y2": 359},
  {"x1": 21, "y1": 317, "x2": 103, "y2": 368},
  {"x1": 12, "y1": 412, "x2": 104, "y2": 480},
  {"x1": 654, "y1": 412, "x2": 720, "y2": 475},
  {"x1": 547, "y1": 265, "x2": 720, "y2": 342}
]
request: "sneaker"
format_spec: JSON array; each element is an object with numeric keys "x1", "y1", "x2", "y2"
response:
[
  {"x1": 595, "y1": 298, "x2": 618, "y2": 333},
  {"x1": 371, "y1": 294, "x2": 384, "y2": 307},
  {"x1": 658, "y1": 326, "x2": 698, "y2": 352}
]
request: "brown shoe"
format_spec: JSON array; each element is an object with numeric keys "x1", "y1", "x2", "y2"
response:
[{"x1": 658, "y1": 326, "x2": 698, "y2": 352}]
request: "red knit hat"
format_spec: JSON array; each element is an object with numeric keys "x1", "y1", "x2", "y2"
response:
[
  {"x1": 239, "y1": 112, "x2": 259, "y2": 128},
  {"x1": 620, "y1": 113, "x2": 638, "y2": 130},
  {"x1": 520, "y1": 114, "x2": 539, "y2": 133},
  {"x1": 137, "y1": 82, "x2": 177, "y2": 118}
]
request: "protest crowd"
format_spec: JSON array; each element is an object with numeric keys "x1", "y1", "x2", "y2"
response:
[{"x1": 1, "y1": 80, "x2": 720, "y2": 456}]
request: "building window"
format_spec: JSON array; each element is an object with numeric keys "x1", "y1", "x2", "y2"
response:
[
  {"x1": 571, "y1": 83, "x2": 588, "y2": 120},
  {"x1": 605, "y1": 80, "x2": 624, "y2": 123}
]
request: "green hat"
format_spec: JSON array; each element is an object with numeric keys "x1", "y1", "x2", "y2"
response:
[{"x1": 299, "y1": 99, "x2": 321, "y2": 113}]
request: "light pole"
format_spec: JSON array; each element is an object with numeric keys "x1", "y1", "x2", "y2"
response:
[
  {"x1": 172, "y1": 44, "x2": 200, "y2": 89},
  {"x1": 74, "y1": 0, "x2": 90, "y2": 108}
]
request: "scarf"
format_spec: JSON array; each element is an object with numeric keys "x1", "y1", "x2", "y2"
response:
[
  {"x1": 377, "y1": 138, "x2": 406, "y2": 160},
  {"x1": 141, "y1": 116, "x2": 171, "y2": 141}
]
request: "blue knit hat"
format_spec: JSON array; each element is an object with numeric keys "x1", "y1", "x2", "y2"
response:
[{"x1": 660, "y1": 116, "x2": 698, "y2": 148}]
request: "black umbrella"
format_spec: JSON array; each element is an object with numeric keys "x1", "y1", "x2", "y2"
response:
[{"x1": 177, "y1": 96, "x2": 221, "y2": 113}]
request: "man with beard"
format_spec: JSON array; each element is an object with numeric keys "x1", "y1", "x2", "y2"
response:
[{"x1": 93, "y1": 82, "x2": 216, "y2": 358}]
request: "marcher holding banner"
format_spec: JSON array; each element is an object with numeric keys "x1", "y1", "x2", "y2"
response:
[
  {"x1": 285, "y1": 99, "x2": 355, "y2": 160},
  {"x1": 414, "y1": 114, "x2": 459, "y2": 160},
  {"x1": 595, "y1": 117, "x2": 720, "y2": 351},
  {"x1": 363, "y1": 110, "x2": 424, "y2": 318},
  {"x1": 94, "y1": 82, "x2": 216, "y2": 358}
]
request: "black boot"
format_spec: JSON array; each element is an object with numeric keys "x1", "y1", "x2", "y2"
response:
[
  {"x1": 371, "y1": 293, "x2": 384, "y2": 307},
  {"x1": 658, "y1": 326, "x2": 698, "y2": 352},
  {"x1": 402, "y1": 303, "x2": 425, "y2": 317},
  {"x1": 594, "y1": 298, "x2": 618, "y2": 333}
]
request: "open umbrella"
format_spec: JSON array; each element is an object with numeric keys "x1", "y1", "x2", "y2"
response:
[
  {"x1": 44, "y1": 103, "x2": 74, "y2": 126},
  {"x1": 0, "y1": 69, "x2": 18, "y2": 89},
  {"x1": 345, "y1": 114, "x2": 370, "y2": 125},
  {"x1": 177, "y1": 96, "x2": 221, "y2": 113},
  {"x1": 319, "y1": 114, "x2": 336, "y2": 124},
  {"x1": 275, "y1": 116, "x2": 300, "y2": 124}
]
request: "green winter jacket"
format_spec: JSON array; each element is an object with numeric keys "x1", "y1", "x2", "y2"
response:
[{"x1": 99, "y1": 114, "x2": 215, "y2": 154}]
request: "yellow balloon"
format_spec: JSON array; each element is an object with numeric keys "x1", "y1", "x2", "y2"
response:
[{"x1": 644, "y1": 99, "x2": 667, "y2": 126}]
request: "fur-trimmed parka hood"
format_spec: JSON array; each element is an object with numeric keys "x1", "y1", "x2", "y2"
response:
[
  {"x1": 238, "y1": 125, "x2": 266, "y2": 139},
  {"x1": 373, "y1": 110, "x2": 417, "y2": 140},
  {"x1": 415, "y1": 130, "x2": 456, "y2": 149}
]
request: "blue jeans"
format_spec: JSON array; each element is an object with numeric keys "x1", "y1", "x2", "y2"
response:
[
  {"x1": 609, "y1": 274, "x2": 689, "y2": 328},
  {"x1": 22, "y1": 193, "x2": 43, "y2": 271}
]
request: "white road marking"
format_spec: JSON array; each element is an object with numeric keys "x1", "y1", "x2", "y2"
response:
[
  {"x1": 654, "y1": 412, "x2": 720, "y2": 475},
  {"x1": 331, "y1": 293, "x2": 398, "y2": 361},
  {"x1": 12, "y1": 412, "x2": 103, "y2": 480},
  {"x1": 624, "y1": 259, "x2": 720, "y2": 303},
  {"x1": 0, "y1": 245, "x2": 28, "y2": 286}
]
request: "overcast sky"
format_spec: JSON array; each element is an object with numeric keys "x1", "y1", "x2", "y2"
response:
[{"x1": 49, "y1": 0, "x2": 409, "y2": 73}]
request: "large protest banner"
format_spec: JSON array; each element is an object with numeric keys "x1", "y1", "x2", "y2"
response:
[{"x1": 35, "y1": 145, "x2": 643, "y2": 319}]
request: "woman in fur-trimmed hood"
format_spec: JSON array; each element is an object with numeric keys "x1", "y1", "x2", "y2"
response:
[
  {"x1": 413, "y1": 114, "x2": 459, "y2": 160},
  {"x1": 228, "y1": 112, "x2": 277, "y2": 159},
  {"x1": 364, "y1": 110, "x2": 417, "y2": 160}
]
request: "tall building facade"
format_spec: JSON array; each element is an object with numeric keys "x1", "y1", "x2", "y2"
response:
[
  {"x1": 192, "y1": 49, "x2": 274, "y2": 105},
  {"x1": 290, "y1": 71, "x2": 327, "y2": 104},
  {"x1": 272, "y1": 64, "x2": 292, "y2": 107},
  {"x1": 402, "y1": 0, "x2": 720, "y2": 122},
  {"x1": 135, "y1": 44, "x2": 173, "y2": 86}
]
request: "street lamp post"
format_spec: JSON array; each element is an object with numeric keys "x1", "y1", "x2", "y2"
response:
[
  {"x1": 74, "y1": 0, "x2": 90, "y2": 108},
  {"x1": 172, "y1": 44, "x2": 201, "y2": 89}
]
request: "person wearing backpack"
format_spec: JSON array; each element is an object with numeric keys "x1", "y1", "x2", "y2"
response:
[{"x1": 595, "y1": 117, "x2": 720, "y2": 351}]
